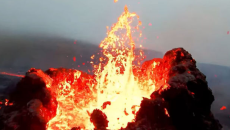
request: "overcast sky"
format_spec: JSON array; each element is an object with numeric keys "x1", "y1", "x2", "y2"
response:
[{"x1": 0, "y1": 0, "x2": 230, "y2": 66}]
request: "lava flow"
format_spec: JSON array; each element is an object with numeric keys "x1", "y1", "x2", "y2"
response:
[
  {"x1": 0, "y1": 71, "x2": 24, "y2": 78},
  {"x1": 46, "y1": 6, "x2": 155, "y2": 130}
]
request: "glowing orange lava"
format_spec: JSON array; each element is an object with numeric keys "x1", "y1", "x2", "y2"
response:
[
  {"x1": 46, "y1": 6, "x2": 156, "y2": 130},
  {"x1": 92, "y1": 5, "x2": 154, "y2": 129}
]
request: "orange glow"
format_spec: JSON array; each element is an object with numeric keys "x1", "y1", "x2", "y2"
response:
[
  {"x1": 114, "y1": 0, "x2": 118, "y2": 3},
  {"x1": 5, "y1": 99, "x2": 9, "y2": 106},
  {"x1": 164, "y1": 108, "x2": 170, "y2": 117},
  {"x1": 46, "y1": 6, "x2": 156, "y2": 130},
  {"x1": 220, "y1": 106, "x2": 226, "y2": 110},
  {"x1": 1, "y1": 99, "x2": 13, "y2": 106},
  {"x1": 46, "y1": 70, "x2": 95, "y2": 130}
]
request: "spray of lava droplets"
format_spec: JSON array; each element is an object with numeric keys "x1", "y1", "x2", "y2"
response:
[
  {"x1": 92, "y1": 5, "x2": 155, "y2": 129},
  {"x1": 46, "y1": 5, "x2": 155, "y2": 130}
]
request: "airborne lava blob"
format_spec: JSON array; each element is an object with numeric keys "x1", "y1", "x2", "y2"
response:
[{"x1": 46, "y1": 6, "x2": 156, "y2": 130}]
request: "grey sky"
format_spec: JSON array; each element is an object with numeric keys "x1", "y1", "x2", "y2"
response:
[{"x1": 0, "y1": 0, "x2": 230, "y2": 66}]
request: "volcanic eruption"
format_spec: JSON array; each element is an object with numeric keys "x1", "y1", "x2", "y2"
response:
[{"x1": 0, "y1": 5, "x2": 222, "y2": 130}]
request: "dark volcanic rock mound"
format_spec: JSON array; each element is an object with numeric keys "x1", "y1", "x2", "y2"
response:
[
  {"x1": 126, "y1": 48, "x2": 222, "y2": 130},
  {"x1": 0, "y1": 68, "x2": 95, "y2": 130},
  {"x1": 0, "y1": 68, "x2": 57, "y2": 130}
]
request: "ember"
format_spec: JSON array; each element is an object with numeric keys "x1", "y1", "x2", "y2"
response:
[{"x1": 220, "y1": 106, "x2": 227, "y2": 110}]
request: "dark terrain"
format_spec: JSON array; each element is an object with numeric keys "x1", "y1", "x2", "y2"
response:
[{"x1": 0, "y1": 34, "x2": 229, "y2": 129}]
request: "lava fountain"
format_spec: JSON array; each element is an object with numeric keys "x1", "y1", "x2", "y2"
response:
[
  {"x1": 92, "y1": 6, "x2": 155, "y2": 129},
  {"x1": 46, "y1": 6, "x2": 155, "y2": 130}
]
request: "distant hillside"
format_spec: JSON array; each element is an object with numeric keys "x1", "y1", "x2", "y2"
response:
[
  {"x1": 196, "y1": 63, "x2": 230, "y2": 128},
  {"x1": 0, "y1": 34, "x2": 98, "y2": 73},
  {"x1": 0, "y1": 34, "x2": 163, "y2": 74}
]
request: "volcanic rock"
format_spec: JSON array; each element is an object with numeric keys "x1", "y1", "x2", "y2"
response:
[
  {"x1": 0, "y1": 68, "x2": 95, "y2": 130},
  {"x1": 125, "y1": 96, "x2": 176, "y2": 130},
  {"x1": 130, "y1": 48, "x2": 222, "y2": 130},
  {"x1": 70, "y1": 127, "x2": 81, "y2": 130},
  {"x1": 90, "y1": 109, "x2": 108, "y2": 130},
  {"x1": 0, "y1": 68, "x2": 57, "y2": 130}
]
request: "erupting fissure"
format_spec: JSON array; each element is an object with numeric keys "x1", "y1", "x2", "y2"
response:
[
  {"x1": 46, "y1": 6, "x2": 155, "y2": 130},
  {"x1": 0, "y1": 2, "x2": 223, "y2": 130}
]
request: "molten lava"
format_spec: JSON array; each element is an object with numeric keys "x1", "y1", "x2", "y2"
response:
[
  {"x1": 46, "y1": 6, "x2": 155, "y2": 130},
  {"x1": 92, "y1": 5, "x2": 155, "y2": 129}
]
